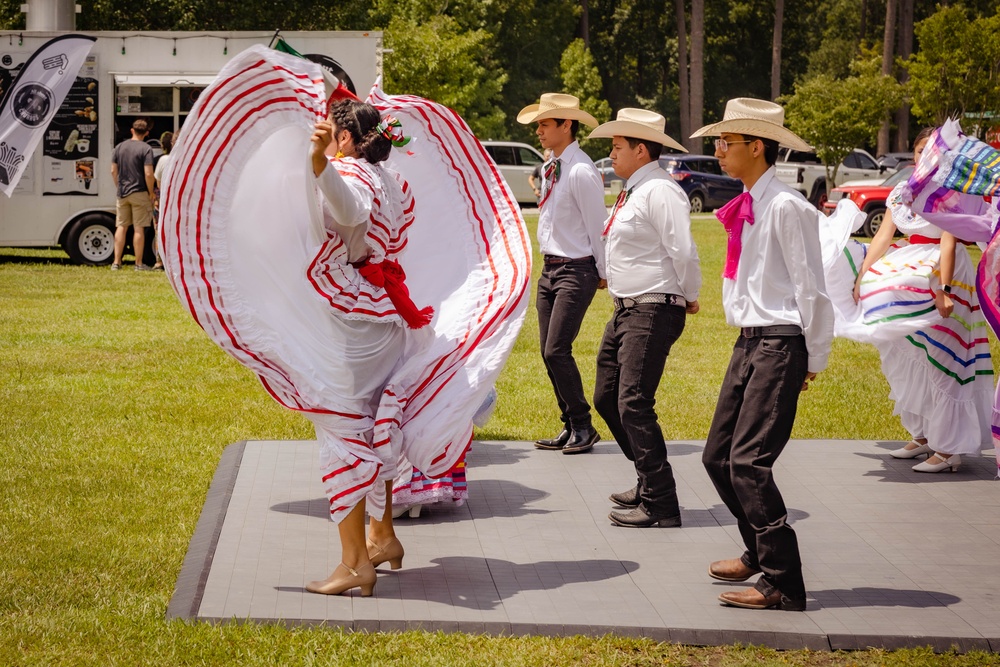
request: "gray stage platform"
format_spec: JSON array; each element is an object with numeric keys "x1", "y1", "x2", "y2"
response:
[{"x1": 168, "y1": 438, "x2": 1000, "y2": 652}]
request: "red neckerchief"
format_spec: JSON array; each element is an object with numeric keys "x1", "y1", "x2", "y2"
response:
[
  {"x1": 537, "y1": 158, "x2": 561, "y2": 209},
  {"x1": 602, "y1": 187, "x2": 633, "y2": 236}
]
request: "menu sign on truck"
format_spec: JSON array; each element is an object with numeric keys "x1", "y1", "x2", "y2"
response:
[{"x1": 42, "y1": 54, "x2": 98, "y2": 195}]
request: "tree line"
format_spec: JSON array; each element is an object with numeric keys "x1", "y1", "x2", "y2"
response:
[{"x1": 2, "y1": 0, "x2": 997, "y2": 158}]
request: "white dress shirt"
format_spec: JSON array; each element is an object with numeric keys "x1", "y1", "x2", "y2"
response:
[
  {"x1": 536, "y1": 141, "x2": 608, "y2": 278},
  {"x1": 604, "y1": 160, "x2": 701, "y2": 302},
  {"x1": 722, "y1": 166, "x2": 834, "y2": 373}
]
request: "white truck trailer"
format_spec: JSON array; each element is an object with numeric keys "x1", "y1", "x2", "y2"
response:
[{"x1": 0, "y1": 30, "x2": 382, "y2": 263}]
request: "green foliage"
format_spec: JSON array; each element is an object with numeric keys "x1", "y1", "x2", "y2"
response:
[
  {"x1": 0, "y1": 0, "x2": 21, "y2": 29},
  {"x1": 381, "y1": 12, "x2": 507, "y2": 139},
  {"x1": 906, "y1": 5, "x2": 1000, "y2": 137},
  {"x1": 559, "y1": 39, "x2": 612, "y2": 160},
  {"x1": 782, "y1": 51, "x2": 904, "y2": 186}
]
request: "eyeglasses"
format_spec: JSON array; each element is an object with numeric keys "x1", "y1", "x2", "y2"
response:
[{"x1": 714, "y1": 138, "x2": 754, "y2": 152}]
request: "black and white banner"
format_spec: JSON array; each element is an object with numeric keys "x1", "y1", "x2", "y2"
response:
[{"x1": 0, "y1": 34, "x2": 95, "y2": 197}]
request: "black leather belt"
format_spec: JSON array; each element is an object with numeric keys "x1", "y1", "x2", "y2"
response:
[
  {"x1": 543, "y1": 255, "x2": 594, "y2": 265},
  {"x1": 740, "y1": 325, "x2": 803, "y2": 337},
  {"x1": 613, "y1": 293, "x2": 685, "y2": 310}
]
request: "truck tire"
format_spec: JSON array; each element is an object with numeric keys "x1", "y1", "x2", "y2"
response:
[
  {"x1": 689, "y1": 192, "x2": 705, "y2": 214},
  {"x1": 64, "y1": 214, "x2": 116, "y2": 265},
  {"x1": 861, "y1": 207, "x2": 886, "y2": 238}
]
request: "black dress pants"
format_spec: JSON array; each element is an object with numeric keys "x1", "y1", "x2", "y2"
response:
[
  {"x1": 536, "y1": 258, "x2": 599, "y2": 430},
  {"x1": 593, "y1": 302, "x2": 686, "y2": 517},
  {"x1": 702, "y1": 333, "x2": 809, "y2": 603}
]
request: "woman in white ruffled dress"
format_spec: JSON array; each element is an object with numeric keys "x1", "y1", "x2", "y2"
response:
[
  {"x1": 840, "y1": 128, "x2": 993, "y2": 472},
  {"x1": 159, "y1": 47, "x2": 530, "y2": 599}
]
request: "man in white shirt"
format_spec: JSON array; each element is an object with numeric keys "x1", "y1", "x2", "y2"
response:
[
  {"x1": 587, "y1": 109, "x2": 701, "y2": 527},
  {"x1": 691, "y1": 98, "x2": 833, "y2": 611},
  {"x1": 518, "y1": 93, "x2": 608, "y2": 455}
]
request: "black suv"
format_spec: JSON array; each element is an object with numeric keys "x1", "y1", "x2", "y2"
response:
[{"x1": 659, "y1": 155, "x2": 742, "y2": 213}]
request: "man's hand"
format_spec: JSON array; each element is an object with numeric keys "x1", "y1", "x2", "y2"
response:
[
  {"x1": 801, "y1": 371, "x2": 818, "y2": 392},
  {"x1": 597, "y1": 279, "x2": 608, "y2": 290},
  {"x1": 311, "y1": 120, "x2": 334, "y2": 176},
  {"x1": 686, "y1": 299, "x2": 700, "y2": 314}
]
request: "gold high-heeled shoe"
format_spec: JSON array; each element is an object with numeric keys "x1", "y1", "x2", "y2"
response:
[
  {"x1": 367, "y1": 536, "x2": 405, "y2": 570},
  {"x1": 306, "y1": 562, "x2": 376, "y2": 596},
  {"x1": 912, "y1": 453, "x2": 961, "y2": 473}
]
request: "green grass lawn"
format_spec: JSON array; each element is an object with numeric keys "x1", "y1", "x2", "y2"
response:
[{"x1": 1, "y1": 216, "x2": 996, "y2": 666}]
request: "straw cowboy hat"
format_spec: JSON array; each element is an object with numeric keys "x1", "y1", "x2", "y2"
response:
[
  {"x1": 517, "y1": 93, "x2": 599, "y2": 126},
  {"x1": 588, "y1": 108, "x2": 687, "y2": 153},
  {"x1": 691, "y1": 97, "x2": 812, "y2": 152}
]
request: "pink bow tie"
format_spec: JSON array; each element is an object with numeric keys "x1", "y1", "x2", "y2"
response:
[{"x1": 716, "y1": 191, "x2": 754, "y2": 280}]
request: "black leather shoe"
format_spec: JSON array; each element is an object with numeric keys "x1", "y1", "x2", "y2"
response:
[
  {"x1": 535, "y1": 429, "x2": 570, "y2": 450},
  {"x1": 562, "y1": 426, "x2": 599, "y2": 454},
  {"x1": 609, "y1": 485, "x2": 640, "y2": 508},
  {"x1": 609, "y1": 506, "x2": 681, "y2": 528}
]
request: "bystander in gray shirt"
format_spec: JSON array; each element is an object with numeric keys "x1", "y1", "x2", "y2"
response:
[{"x1": 111, "y1": 139, "x2": 153, "y2": 198}]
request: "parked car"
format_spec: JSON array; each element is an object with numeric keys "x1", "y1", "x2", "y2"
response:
[
  {"x1": 823, "y1": 165, "x2": 913, "y2": 237},
  {"x1": 594, "y1": 157, "x2": 626, "y2": 188},
  {"x1": 775, "y1": 148, "x2": 890, "y2": 208},
  {"x1": 659, "y1": 154, "x2": 742, "y2": 213},
  {"x1": 481, "y1": 141, "x2": 545, "y2": 205},
  {"x1": 877, "y1": 152, "x2": 914, "y2": 170}
]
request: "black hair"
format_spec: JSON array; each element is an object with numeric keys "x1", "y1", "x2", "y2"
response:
[
  {"x1": 742, "y1": 134, "x2": 780, "y2": 166},
  {"x1": 328, "y1": 99, "x2": 392, "y2": 164},
  {"x1": 625, "y1": 137, "x2": 663, "y2": 160},
  {"x1": 160, "y1": 131, "x2": 173, "y2": 155},
  {"x1": 554, "y1": 118, "x2": 580, "y2": 139}
]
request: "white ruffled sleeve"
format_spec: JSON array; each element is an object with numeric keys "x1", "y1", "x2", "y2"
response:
[{"x1": 316, "y1": 162, "x2": 372, "y2": 228}]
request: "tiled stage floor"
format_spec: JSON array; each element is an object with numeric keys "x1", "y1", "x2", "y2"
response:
[{"x1": 168, "y1": 438, "x2": 1000, "y2": 652}]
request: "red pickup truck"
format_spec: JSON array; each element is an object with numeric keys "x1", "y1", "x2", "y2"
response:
[{"x1": 822, "y1": 166, "x2": 913, "y2": 237}]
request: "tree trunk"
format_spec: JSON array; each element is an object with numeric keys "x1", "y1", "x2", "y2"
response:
[
  {"x1": 771, "y1": 0, "x2": 784, "y2": 100},
  {"x1": 690, "y1": 0, "x2": 704, "y2": 152},
  {"x1": 859, "y1": 0, "x2": 868, "y2": 47},
  {"x1": 894, "y1": 0, "x2": 914, "y2": 151},
  {"x1": 580, "y1": 0, "x2": 590, "y2": 49},
  {"x1": 674, "y1": 0, "x2": 691, "y2": 151},
  {"x1": 877, "y1": 0, "x2": 897, "y2": 155}
]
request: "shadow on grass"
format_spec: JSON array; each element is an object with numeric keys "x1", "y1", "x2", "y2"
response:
[
  {"x1": 0, "y1": 251, "x2": 76, "y2": 266},
  {"x1": 277, "y1": 556, "x2": 640, "y2": 609}
]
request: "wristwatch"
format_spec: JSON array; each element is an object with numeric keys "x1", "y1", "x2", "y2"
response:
[{"x1": 942, "y1": 285, "x2": 952, "y2": 294}]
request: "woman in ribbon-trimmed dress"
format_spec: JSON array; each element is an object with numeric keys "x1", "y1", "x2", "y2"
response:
[
  {"x1": 159, "y1": 46, "x2": 530, "y2": 598},
  {"x1": 898, "y1": 119, "x2": 1000, "y2": 477},
  {"x1": 826, "y1": 128, "x2": 993, "y2": 473}
]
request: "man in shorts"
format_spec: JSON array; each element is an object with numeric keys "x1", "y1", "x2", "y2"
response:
[{"x1": 111, "y1": 119, "x2": 155, "y2": 270}]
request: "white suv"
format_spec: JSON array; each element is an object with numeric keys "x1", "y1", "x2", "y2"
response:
[{"x1": 481, "y1": 141, "x2": 545, "y2": 205}]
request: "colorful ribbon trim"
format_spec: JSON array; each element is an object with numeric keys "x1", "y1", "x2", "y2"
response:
[{"x1": 374, "y1": 115, "x2": 411, "y2": 148}]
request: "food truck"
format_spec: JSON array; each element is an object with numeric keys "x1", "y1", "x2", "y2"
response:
[{"x1": 0, "y1": 30, "x2": 382, "y2": 264}]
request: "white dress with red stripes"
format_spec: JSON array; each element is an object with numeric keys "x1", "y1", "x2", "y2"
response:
[{"x1": 158, "y1": 45, "x2": 531, "y2": 523}]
